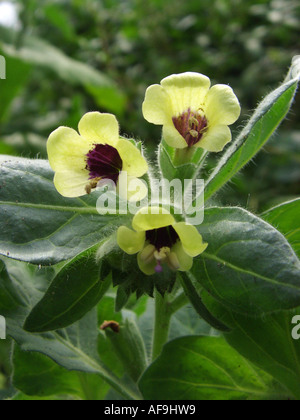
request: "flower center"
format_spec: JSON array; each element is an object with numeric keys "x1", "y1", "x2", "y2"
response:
[
  {"x1": 146, "y1": 226, "x2": 179, "y2": 251},
  {"x1": 144, "y1": 226, "x2": 180, "y2": 273},
  {"x1": 85, "y1": 144, "x2": 123, "y2": 193},
  {"x1": 172, "y1": 108, "x2": 208, "y2": 147}
]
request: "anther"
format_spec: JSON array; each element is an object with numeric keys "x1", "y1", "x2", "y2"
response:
[
  {"x1": 140, "y1": 244, "x2": 156, "y2": 264},
  {"x1": 189, "y1": 129, "x2": 199, "y2": 138}
]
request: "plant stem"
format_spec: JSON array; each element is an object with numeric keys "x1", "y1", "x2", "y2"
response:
[
  {"x1": 152, "y1": 291, "x2": 172, "y2": 361},
  {"x1": 151, "y1": 289, "x2": 188, "y2": 361}
]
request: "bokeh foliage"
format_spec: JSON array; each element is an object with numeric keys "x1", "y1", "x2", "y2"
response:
[{"x1": 0, "y1": 0, "x2": 299, "y2": 211}]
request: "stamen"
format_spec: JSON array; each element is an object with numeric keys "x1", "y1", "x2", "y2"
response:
[
  {"x1": 189, "y1": 129, "x2": 199, "y2": 138},
  {"x1": 140, "y1": 244, "x2": 156, "y2": 264},
  {"x1": 166, "y1": 252, "x2": 180, "y2": 271},
  {"x1": 189, "y1": 117, "x2": 199, "y2": 127},
  {"x1": 154, "y1": 247, "x2": 170, "y2": 261},
  {"x1": 85, "y1": 177, "x2": 102, "y2": 194},
  {"x1": 172, "y1": 108, "x2": 208, "y2": 147}
]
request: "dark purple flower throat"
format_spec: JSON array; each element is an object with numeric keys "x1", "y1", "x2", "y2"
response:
[
  {"x1": 86, "y1": 144, "x2": 123, "y2": 185},
  {"x1": 146, "y1": 226, "x2": 179, "y2": 251}
]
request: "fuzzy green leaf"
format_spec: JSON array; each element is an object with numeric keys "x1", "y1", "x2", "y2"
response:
[
  {"x1": 0, "y1": 258, "x2": 141, "y2": 400},
  {"x1": 202, "y1": 292, "x2": 300, "y2": 400},
  {"x1": 24, "y1": 245, "x2": 111, "y2": 332},
  {"x1": 0, "y1": 156, "x2": 129, "y2": 265},
  {"x1": 139, "y1": 336, "x2": 289, "y2": 400},
  {"x1": 261, "y1": 198, "x2": 300, "y2": 258},
  {"x1": 193, "y1": 207, "x2": 300, "y2": 316},
  {"x1": 12, "y1": 345, "x2": 82, "y2": 398}
]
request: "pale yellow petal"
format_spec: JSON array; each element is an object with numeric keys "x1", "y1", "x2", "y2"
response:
[
  {"x1": 117, "y1": 226, "x2": 145, "y2": 255},
  {"x1": 161, "y1": 72, "x2": 211, "y2": 116},
  {"x1": 117, "y1": 173, "x2": 148, "y2": 202},
  {"x1": 197, "y1": 125, "x2": 231, "y2": 152},
  {"x1": 78, "y1": 112, "x2": 119, "y2": 146},
  {"x1": 204, "y1": 84, "x2": 241, "y2": 126},
  {"x1": 142, "y1": 84, "x2": 172, "y2": 124},
  {"x1": 132, "y1": 207, "x2": 175, "y2": 232},
  {"x1": 116, "y1": 138, "x2": 148, "y2": 177},
  {"x1": 47, "y1": 127, "x2": 89, "y2": 172},
  {"x1": 172, "y1": 241, "x2": 193, "y2": 271},
  {"x1": 173, "y1": 222, "x2": 208, "y2": 257},
  {"x1": 162, "y1": 121, "x2": 188, "y2": 149},
  {"x1": 53, "y1": 170, "x2": 89, "y2": 198}
]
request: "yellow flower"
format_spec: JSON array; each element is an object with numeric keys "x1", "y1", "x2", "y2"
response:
[
  {"x1": 142, "y1": 72, "x2": 241, "y2": 152},
  {"x1": 47, "y1": 112, "x2": 148, "y2": 199},
  {"x1": 117, "y1": 207, "x2": 207, "y2": 275}
]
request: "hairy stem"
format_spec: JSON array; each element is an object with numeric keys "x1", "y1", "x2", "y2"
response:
[
  {"x1": 152, "y1": 291, "x2": 172, "y2": 361},
  {"x1": 152, "y1": 289, "x2": 188, "y2": 361}
]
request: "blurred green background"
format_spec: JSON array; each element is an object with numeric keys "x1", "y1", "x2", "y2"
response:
[
  {"x1": 0, "y1": 0, "x2": 299, "y2": 209},
  {"x1": 0, "y1": 0, "x2": 299, "y2": 397}
]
